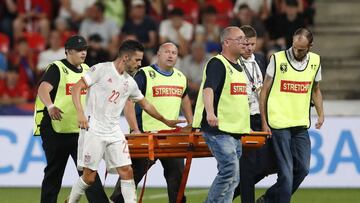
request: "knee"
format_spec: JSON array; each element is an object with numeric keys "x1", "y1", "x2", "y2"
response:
[
  {"x1": 82, "y1": 174, "x2": 96, "y2": 185},
  {"x1": 118, "y1": 165, "x2": 133, "y2": 179},
  {"x1": 219, "y1": 160, "x2": 239, "y2": 180}
]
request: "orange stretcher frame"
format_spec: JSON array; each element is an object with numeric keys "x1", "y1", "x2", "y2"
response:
[{"x1": 125, "y1": 131, "x2": 269, "y2": 203}]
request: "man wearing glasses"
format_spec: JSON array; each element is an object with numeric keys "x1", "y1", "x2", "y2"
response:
[{"x1": 193, "y1": 26, "x2": 250, "y2": 203}]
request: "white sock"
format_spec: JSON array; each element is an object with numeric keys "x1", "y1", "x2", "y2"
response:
[
  {"x1": 68, "y1": 176, "x2": 90, "y2": 203},
  {"x1": 121, "y1": 179, "x2": 137, "y2": 203}
]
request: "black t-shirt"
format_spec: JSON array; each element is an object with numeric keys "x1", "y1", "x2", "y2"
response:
[
  {"x1": 122, "y1": 16, "x2": 157, "y2": 44},
  {"x1": 200, "y1": 57, "x2": 243, "y2": 136},
  {"x1": 39, "y1": 59, "x2": 85, "y2": 133},
  {"x1": 134, "y1": 65, "x2": 188, "y2": 132}
]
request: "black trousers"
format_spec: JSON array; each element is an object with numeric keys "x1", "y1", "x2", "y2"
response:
[
  {"x1": 110, "y1": 158, "x2": 186, "y2": 203},
  {"x1": 40, "y1": 127, "x2": 109, "y2": 203},
  {"x1": 233, "y1": 114, "x2": 277, "y2": 203}
]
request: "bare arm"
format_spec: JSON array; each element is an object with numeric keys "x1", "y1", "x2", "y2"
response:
[
  {"x1": 71, "y1": 78, "x2": 88, "y2": 129},
  {"x1": 312, "y1": 82, "x2": 324, "y2": 129},
  {"x1": 180, "y1": 94, "x2": 193, "y2": 134},
  {"x1": 38, "y1": 81, "x2": 54, "y2": 108},
  {"x1": 259, "y1": 74, "x2": 273, "y2": 132},
  {"x1": 38, "y1": 81, "x2": 63, "y2": 120},
  {"x1": 181, "y1": 95, "x2": 193, "y2": 124},
  {"x1": 137, "y1": 98, "x2": 185, "y2": 128},
  {"x1": 203, "y1": 87, "x2": 218, "y2": 127},
  {"x1": 176, "y1": 30, "x2": 190, "y2": 56},
  {"x1": 124, "y1": 100, "x2": 140, "y2": 133}
]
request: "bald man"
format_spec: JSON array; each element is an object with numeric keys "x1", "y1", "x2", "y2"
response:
[
  {"x1": 111, "y1": 42, "x2": 193, "y2": 203},
  {"x1": 258, "y1": 28, "x2": 324, "y2": 203}
]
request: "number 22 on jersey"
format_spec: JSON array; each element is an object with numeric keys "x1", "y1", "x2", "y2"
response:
[{"x1": 108, "y1": 90, "x2": 120, "y2": 104}]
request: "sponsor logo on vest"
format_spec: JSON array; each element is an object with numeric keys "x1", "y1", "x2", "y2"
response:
[
  {"x1": 230, "y1": 83, "x2": 247, "y2": 95},
  {"x1": 62, "y1": 67, "x2": 69, "y2": 74},
  {"x1": 149, "y1": 70, "x2": 156, "y2": 79},
  {"x1": 66, "y1": 83, "x2": 87, "y2": 95},
  {"x1": 152, "y1": 85, "x2": 183, "y2": 97},
  {"x1": 280, "y1": 80, "x2": 311, "y2": 93},
  {"x1": 280, "y1": 63, "x2": 288, "y2": 73}
]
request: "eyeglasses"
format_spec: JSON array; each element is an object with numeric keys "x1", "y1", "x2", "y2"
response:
[{"x1": 226, "y1": 38, "x2": 244, "y2": 44}]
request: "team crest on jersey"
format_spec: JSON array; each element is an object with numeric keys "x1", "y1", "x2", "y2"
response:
[
  {"x1": 280, "y1": 63, "x2": 288, "y2": 73},
  {"x1": 123, "y1": 80, "x2": 129, "y2": 93},
  {"x1": 149, "y1": 70, "x2": 156, "y2": 79},
  {"x1": 310, "y1": 64, "x2": 317, "y2": 70},
  {"x1": 177, "y1": 73, "x2": 181, "y2": 77},
  {"x1": 62, "y1": 67, "x2": 69, "y2": 74}
]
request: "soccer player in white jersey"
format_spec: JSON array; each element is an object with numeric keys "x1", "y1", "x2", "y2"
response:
[{"x1": 66, "y1": 40, "x2": 184, "y2": 203}]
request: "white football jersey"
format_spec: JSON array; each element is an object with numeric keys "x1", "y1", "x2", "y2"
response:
[{"x1": 82, "y1": 62, "x2": 144, "y2": 136}]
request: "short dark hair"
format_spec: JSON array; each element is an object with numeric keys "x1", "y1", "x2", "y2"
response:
[
  {"x1": 94, "y1": 2, "x2": 105, "y2": 13},
  {"x1": 118, "y1": 40, "x2": 144, "y2": 57},
  {"x1": 240, "y1": 25, "x2": 257, "y2": 38},
  {"x1": 293, "y1": 27, "x2": 313, "y2": 44},
  {"x1": 238, "y1": 3, "x2": 250, "y2": 11},
  {"x1": 202, "y1": 5, "x2": 217, "y2": 15}
]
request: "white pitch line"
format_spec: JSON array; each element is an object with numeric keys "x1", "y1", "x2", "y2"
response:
[{"x1": 142, "y1": 189, "x2": 208, "y2": 200}]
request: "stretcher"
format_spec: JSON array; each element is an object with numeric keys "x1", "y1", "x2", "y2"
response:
[{"x1": 125, "y1": 131, "x2": 269, "y2": 203}]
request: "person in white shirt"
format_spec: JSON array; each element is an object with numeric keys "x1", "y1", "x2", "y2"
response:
[
  {"x1": 233, "y1": 25, "x2": 277, "y2": 203},
  {"x1": 159, "y1": 8, "x2": 193, "y2": 56},
  {"x1": 36, "y1": 31, "x2": 65, "y2": 72},
  {"x1": 66, "y1": 40, "x2": 184, "y2": 203},
  {"x1": 240, "y1": 28, "x2": 264, "y2": 120}
]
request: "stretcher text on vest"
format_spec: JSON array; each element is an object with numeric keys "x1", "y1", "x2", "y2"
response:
[
  {"x1": 280, "y1": 80, "x2": 311, "y2": 94},
  {"x1": 230, "y1": 83, "x2": 247, "y2": 95},
  {"x1": 152, "y1": 85, "x2": 183, "y2": 97}
]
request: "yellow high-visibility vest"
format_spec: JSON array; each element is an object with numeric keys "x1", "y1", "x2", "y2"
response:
[
  {"x1": 33, "y1": 61, "x2": 89, "y2": 135},
  {"x1": 267, "y1": 51, "x2": 320, "y2": 129},
  {"x1": 193, "y1": 54, "x2": 250, "y2": 134},
  {"x1": 141, "y1": 66, "x2": 187, "y2": 131}
]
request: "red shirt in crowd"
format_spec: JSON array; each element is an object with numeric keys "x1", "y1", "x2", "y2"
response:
[
  {"x1": 16, "y1": 0, "x2": 52, "y2": 18},
  {"x1": 168, "y1": 0, "x2": 200, "y2": 23},
  {"x1": 205, "y1": 0, "x2": 233, "y2": 27},
  {"x1": 0, "y1": 79, "x2": 31, "y2": 101}
]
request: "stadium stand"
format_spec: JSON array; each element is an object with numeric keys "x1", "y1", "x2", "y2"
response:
[
  {"x1": 313, "y1": 0, "x2": 360, "y2": 99},
  {"x1": 0, "y1": 0, "x2": 359, "y2": 115}
]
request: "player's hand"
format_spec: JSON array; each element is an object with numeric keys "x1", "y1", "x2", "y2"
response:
[
  {"x1": 206, "y1": 113, "x2": 218, "y2": 127},
  {"x1": 77, "y1": 113, "x2": 89, "y2": 130},
  {"x1": 180, "y1": 123, "x2": 193, "y2": 132},
  {"x1": 164, "y1": 119, "x2": 186, "y2": 128},
  {"x1": 48, "y1": 106, "x2": 63, "y2": 121},
  {"x1": 315, "y1": 115, "x2": 324, "y2": 129}
]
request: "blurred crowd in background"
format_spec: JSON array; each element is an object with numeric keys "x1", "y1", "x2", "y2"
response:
[{"x1": 0, "y1": 0, "x2": 315, "y2": 114}]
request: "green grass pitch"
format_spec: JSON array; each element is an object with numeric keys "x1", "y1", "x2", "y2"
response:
[{"x1": 0, "y1": 187, "x2": 359, "y2": 203}]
